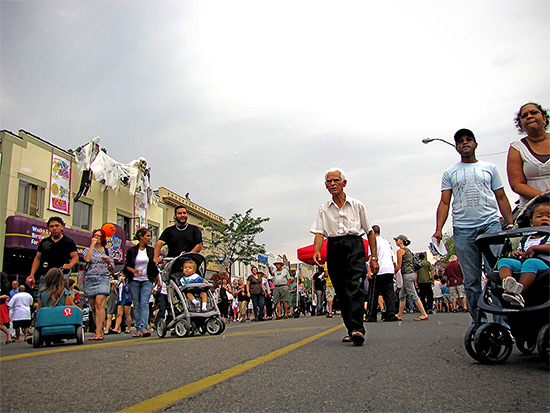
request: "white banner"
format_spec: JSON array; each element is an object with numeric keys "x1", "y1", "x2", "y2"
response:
[{"x1": 49, "y1": 153, "x2": 71, "y2": 215}]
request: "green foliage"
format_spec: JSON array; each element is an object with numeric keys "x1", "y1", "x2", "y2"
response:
[
  {"x1": 200, "y1": 209, "x2": 270, "y2": 276},
  {"x1": 441, "y1": 233, "x2": 456, "y2": 263}
]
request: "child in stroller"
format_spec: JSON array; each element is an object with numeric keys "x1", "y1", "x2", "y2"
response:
[
  {"x1": 497, "y1": 199, "x2": 550, "y2": 307},
  {"x1": 464, "y1": 194, "x2": 549, "y2": 365},
  {"x1": 157, "y1": 252, "x2": 225, "y2": 338},
  {"x1": 179, "y1": 259, "x2": 208, "y2": 312}
]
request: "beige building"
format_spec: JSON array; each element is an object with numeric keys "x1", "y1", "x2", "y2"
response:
[{"x1": 0, "y1": 129, "x2": 224, "y2": 278}]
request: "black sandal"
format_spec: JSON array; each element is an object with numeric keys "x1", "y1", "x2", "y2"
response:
[
  {"x1": 351, "y1": 331, "x2": 365, "y2": 346},
  {"x1": 342, "y1": 336, "x2": 352, "y2": 343}
]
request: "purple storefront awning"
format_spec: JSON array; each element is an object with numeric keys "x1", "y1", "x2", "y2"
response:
[{"x1": 5, "y1": 215, "x2": 129, "y2": 264}]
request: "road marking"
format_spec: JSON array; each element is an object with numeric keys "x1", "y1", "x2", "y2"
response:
[
  {"x1": 119, "y1": 324, "x2": 342, "y2": 413},
  {"x1": 0, "y1": 336, "x2": 157, "y2": 361},
  {"x1": 0, "y1": 326, "x2": 325, "y2": 362}
]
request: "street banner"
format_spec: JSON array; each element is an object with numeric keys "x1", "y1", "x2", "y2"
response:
[{"x1": 49, "y1": 153, "x2": 71, "y2": 214}]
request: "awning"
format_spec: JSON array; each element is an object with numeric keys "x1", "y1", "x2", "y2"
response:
[
  {"x1": 297, "y1": 238, "x2": 370, "y2": 266},
  {"x1": 4, "y1": 215, "x2": 128, "y2": 263}
]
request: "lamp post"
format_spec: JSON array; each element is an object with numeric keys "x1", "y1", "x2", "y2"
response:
[
  {"x1": 422, "y1": 137, "x2": 455, "y2": 147},
  {"x1": 217, "y1": 254, "x2": 224, "y2": 272}
]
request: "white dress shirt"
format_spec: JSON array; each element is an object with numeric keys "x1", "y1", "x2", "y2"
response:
[{"x1": 310, "y1": 196, "x2": 372, "y2": 238}]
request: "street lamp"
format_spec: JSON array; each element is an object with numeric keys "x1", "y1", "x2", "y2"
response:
[{"x1": 422, "y1": 138, "x2": 455, "y2": 147}]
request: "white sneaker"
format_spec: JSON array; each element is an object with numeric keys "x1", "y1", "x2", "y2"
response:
[
  {"x1": 502, "y1": 292, "x2": 525, "y2": 308},
  {"x1": 503, "y1": 277, "x2": 523, "y2": 294}
]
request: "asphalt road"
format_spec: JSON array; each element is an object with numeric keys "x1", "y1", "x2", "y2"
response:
[{"x1": 1, "y1": 312, "x2": 548, "y2": 412}]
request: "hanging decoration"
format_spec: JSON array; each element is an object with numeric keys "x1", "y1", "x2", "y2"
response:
[{"x1": 73, "y1": 137, "x2": 158, "y2": 208}]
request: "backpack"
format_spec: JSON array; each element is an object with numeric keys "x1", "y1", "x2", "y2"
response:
[{"x1": 412, "y1": 253, "x2": 424, "y2": 272}]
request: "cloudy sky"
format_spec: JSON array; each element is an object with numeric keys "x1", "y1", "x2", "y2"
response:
[{"x1": 2, "y1": 0, "x2": 549, "y2": 262}]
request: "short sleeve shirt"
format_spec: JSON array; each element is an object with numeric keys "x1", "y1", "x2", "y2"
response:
[
  {"x1": 83, "y1": 247, "x2": 114, "y2": 276},
  {"x1": 247, "y1": 275, "x2": 263, "y2": 295},
  {"x1": 310, "y1": 196, "x2": 372, "y2": 237},
  {"x1": 444, "y1": 261, "x2": 464, "y2": 286},
  {"x1": 441, "y1": 161, "x2": 503, "y2": 228},
  {"x1": 417, "y1": 260, "x2": 433, "y2": 283},
  {"x1": 158, "y1": 224, "x2": 203, "y2": 258},
  {"x1": 37, "y1": 235, "x2": 78, "y2": 278},
  {"x1": 272, "y1": 268, "x2": 290, "y2": 286},
  {"x1": 39, "y1": 288, "x2": 71, "y2": 307}
]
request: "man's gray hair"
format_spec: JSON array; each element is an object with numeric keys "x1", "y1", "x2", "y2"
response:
[{"x1": 325, "y1": 167, "x2": 346, "y2": 181}]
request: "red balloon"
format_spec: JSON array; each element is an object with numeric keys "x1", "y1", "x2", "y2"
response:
[{"x1": 102, "y1": 223, "x2": 116, "y2": 237}]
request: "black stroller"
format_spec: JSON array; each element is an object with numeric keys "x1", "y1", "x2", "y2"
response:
[{"x1": 464, "y1": 226, "x2": 549, "y2": 365}]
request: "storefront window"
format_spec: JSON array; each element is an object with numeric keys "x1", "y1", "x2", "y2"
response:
[
  {"x1": 117, "y1": 214, "x2": 131, "y2": 240},
  {"x1": 148, "y1": 223, "x2": 159, "y2": 245},
  {"x1": 73, "y1": 201, "x2": 92, "y2": 230},
  {"x1": 17, "y1": 181, "x2": 44, "y2": 217}
]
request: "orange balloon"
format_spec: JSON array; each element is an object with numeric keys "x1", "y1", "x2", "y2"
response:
[{"x1": 102, "y1": 222, "x2": 116, "y2": 237}]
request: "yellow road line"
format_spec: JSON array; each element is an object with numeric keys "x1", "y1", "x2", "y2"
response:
[
  {"x1": 0, "y1": 326, "x2": 321, "y2": 362},
  {"x1": 120, "y1": 324, "x2": 342, "y2": 413},
  {"x1": 0, "y1": 336, "x2": 157, "y2": 361}
]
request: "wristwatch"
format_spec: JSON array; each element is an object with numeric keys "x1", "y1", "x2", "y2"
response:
[{"x1": 371, "y1": 257, "x2": 378, "y2": 261}]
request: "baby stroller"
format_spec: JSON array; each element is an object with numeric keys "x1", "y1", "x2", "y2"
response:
[
  {"x1": 157, "y1": 252, "x2": 225, "y2": 338},
  {"x1": 464, "y1": 224, "x2": 549, "y2": 365}
]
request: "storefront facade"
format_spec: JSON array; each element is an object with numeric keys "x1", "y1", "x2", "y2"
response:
[{"x1": 1, "y1": 129, "x2": 225, "y2": 280}]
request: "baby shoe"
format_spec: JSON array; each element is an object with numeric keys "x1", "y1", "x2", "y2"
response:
[
  {"x1": 502, "y1": 292, "x2": 525, "y2": 308},
  {"x1": 503, "y1": 277, "x2": 523, "y2": 294}
]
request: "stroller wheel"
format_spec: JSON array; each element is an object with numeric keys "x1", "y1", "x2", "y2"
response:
[
  {"x1": 516, "y1": 337, "x2": 537, "y2": 355},
  {"x1": 464, "y1": 325, "x2": 481, "y2": 361},
  {"x1": 537, "y1": 323, "x2": 549, "y2": 365},
  {"x1": 174, "y1": 320, "x2": 190, "y2": 338},
  {"x1": 206, "y1": 317, "x2": 225, "y2": 335},
  {"x1": 156, "y1": 319, "x2": 167, "y2": 338},
  {"x1": 474, "y1": 322, "x2": 513, "y2": 364}
]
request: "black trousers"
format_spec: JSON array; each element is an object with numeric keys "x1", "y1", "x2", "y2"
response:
[
  {"x1": 418, "y1": 283, "x2": 433, "y2": 312},
  {"x1": 365, "y1": 272, "x2": 396, "y2": 320},
  {"x1": 327, "y1": 235, "x2": 366, "y2": 335}
]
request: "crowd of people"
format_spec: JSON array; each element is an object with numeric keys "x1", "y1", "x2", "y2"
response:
[{"x1": 0, "y1": 102, "x2": 548, "y2": 347}]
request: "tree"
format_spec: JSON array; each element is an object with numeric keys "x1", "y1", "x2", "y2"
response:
[
  {"x1": 441, "y1": 233, "x2": 456, "y2": 263},
  {"x1": 200, "y1": 209, "x2": 270, "y2": 278}
]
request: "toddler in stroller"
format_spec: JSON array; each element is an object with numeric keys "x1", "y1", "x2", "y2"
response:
[
  {"x1": 157, "y1": 252, "x2": 225, "y2": 338},
  {"x1": 497, "y1": 200, "x2": 550, "y2": 307},
  {"x1": 464, "y1": 194, "x2": 549, "y2": 365},
  {"x1": 180, "y1": 259, "x2": 209, "y2": 312}
]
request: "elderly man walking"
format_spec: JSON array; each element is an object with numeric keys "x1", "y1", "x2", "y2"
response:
[{"x1": 311, "y1": 167, "x2": 378, "y2": 346}]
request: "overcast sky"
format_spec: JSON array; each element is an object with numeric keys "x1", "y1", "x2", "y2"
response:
[{"x1": 2, "y1": 0, "x2": 549, "y2": 262}]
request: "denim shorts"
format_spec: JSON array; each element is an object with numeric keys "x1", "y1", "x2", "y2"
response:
[{"x1": 84, "y1": 275, "x2": 110, "y2": 297}]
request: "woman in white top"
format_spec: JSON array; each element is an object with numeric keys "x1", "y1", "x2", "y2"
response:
[
  {"x1": 507, "y1": 102, "x2": 550, "y2": 208},
  {"x1": 123, "y1": 228, "x2": 159, "y2": 337}
]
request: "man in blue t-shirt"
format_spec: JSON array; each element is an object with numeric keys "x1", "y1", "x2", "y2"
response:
[{"x1": 433, "y1": 128, "x2": 513, "y2": 322}]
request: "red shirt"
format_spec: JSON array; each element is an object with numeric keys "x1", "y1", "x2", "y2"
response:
[{"x1": 444, "y1": 261, "x2": 464, "y2": 286}]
